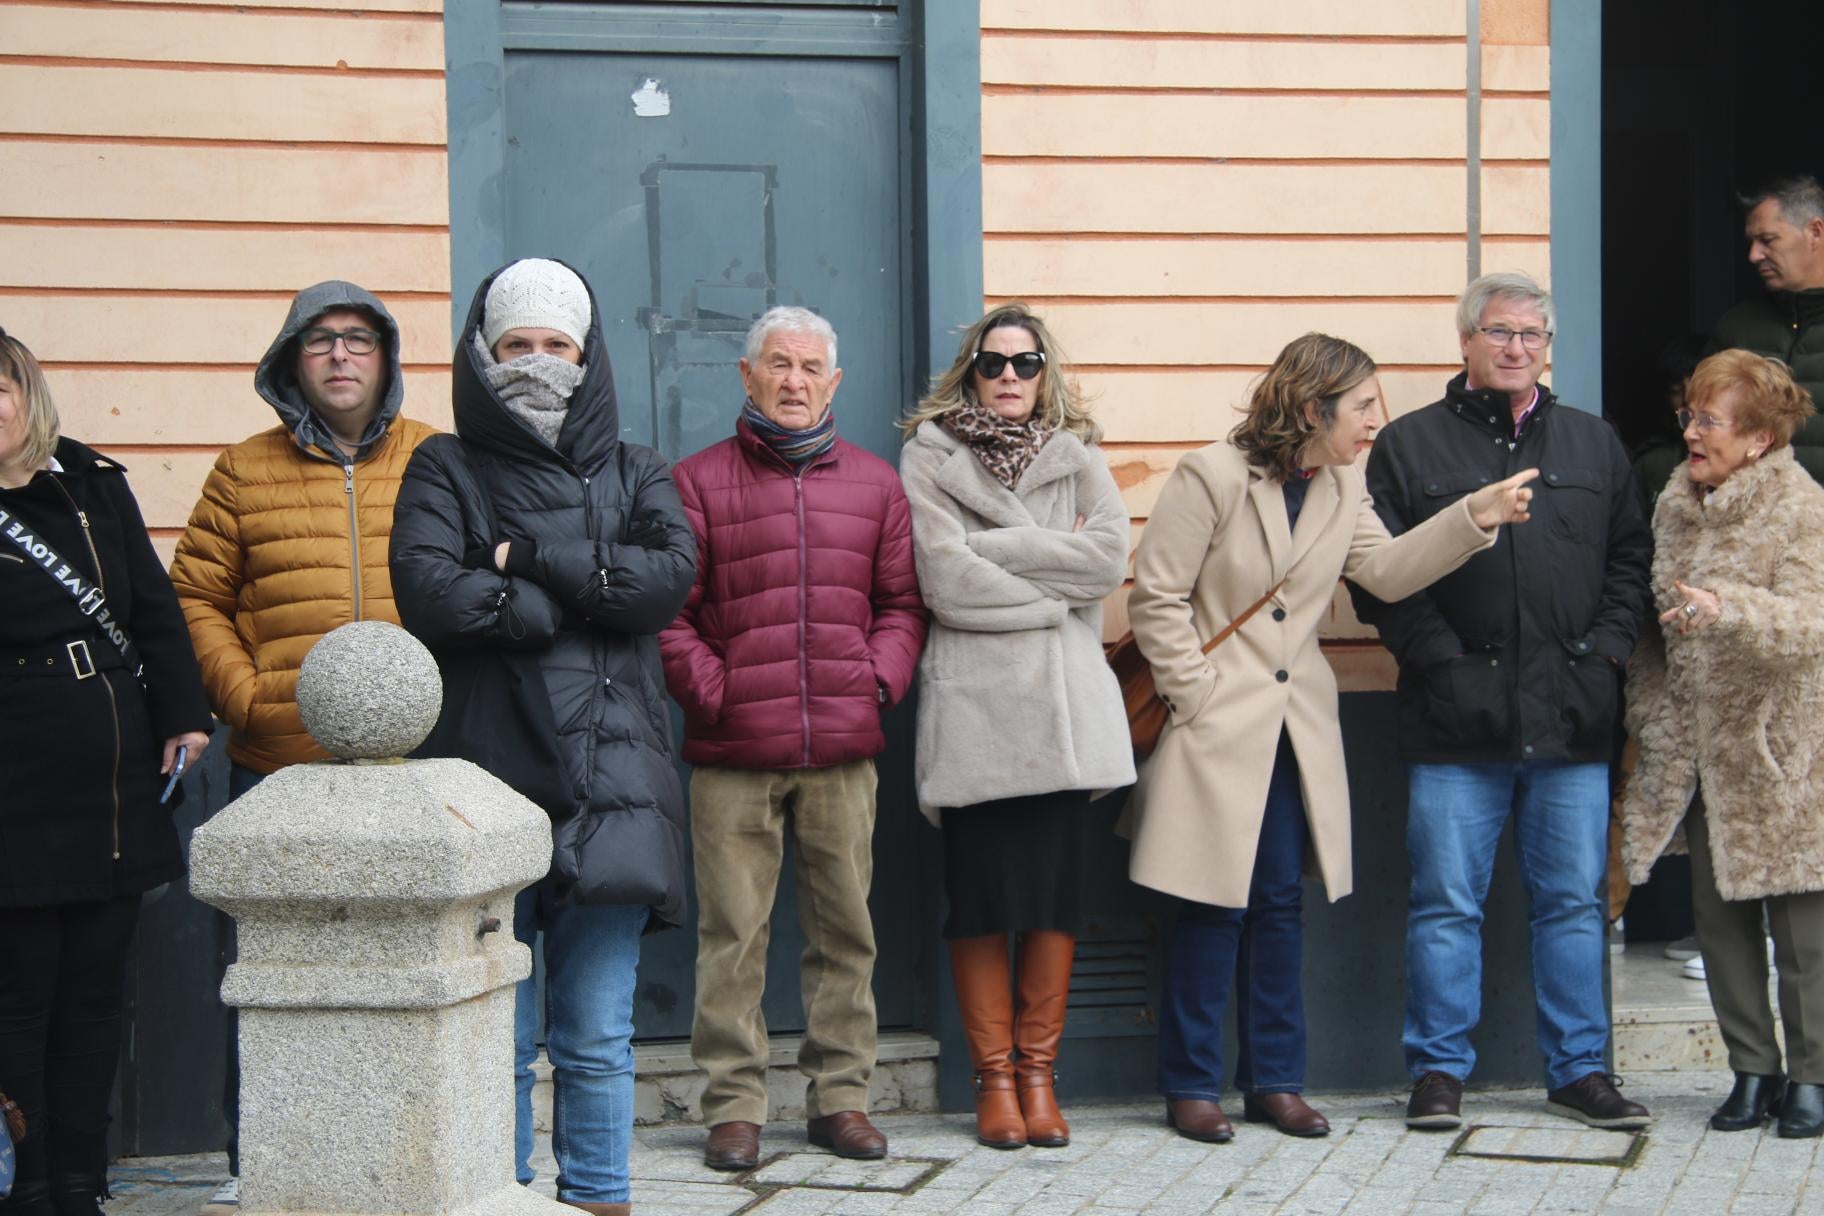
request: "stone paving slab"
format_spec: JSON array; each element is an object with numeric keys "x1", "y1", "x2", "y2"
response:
[{"x1": 100, "y1": 1070, "x2": 1824, "y2": 1215}]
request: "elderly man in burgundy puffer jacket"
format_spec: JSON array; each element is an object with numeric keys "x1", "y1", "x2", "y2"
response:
[{"x1": 661, "y1": 306, "x2": 927, "y2": 1170}]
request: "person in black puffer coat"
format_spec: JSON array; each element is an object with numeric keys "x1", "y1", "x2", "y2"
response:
[
  {"x1": 389, "y1": 260, "x2": 695, "y2": 1211},
  {"x1": 0, "y1": 329, "x2": 213, "y2": 1216}
]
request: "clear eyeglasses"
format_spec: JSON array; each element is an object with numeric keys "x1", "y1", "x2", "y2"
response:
[
  {"x1": 1675, "y1": 408, "x2": 1731, "y2": 432},
  {"x1": 1475, "y1": 326, "x2": 1554, "y2": 350}
]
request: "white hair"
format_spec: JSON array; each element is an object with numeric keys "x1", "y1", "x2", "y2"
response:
[
  {"x1": 744, "y1": 306, "x2": 837, "y2": 368},
  {"x1": 1456, "y1": 271, "x2": 1556, "y2": 338}
]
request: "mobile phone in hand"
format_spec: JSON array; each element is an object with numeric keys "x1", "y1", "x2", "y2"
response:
[{"x1": 160, "y1": 744, "x2": 188, "y2": 805}]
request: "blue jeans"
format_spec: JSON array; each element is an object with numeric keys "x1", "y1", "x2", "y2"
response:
[
  {"x1": 513, "y1": 880, "x2": 648, "y2": 1204},
  {"x1": 1158, "y1": 733, "x2": 1310, "y2": 1098},
  {"x1": 1403, "y1": 760, "x2": 1610, "y2": 1090}
]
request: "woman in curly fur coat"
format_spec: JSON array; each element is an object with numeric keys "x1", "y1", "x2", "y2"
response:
[{"x1": 1622, "y1": 350, "x2": 1824, "y2": 1139}]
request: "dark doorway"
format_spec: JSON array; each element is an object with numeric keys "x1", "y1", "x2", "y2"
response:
[
  {"x1": 1600, "y1": 0, "x2": 1824, "y2": 944},
  {"x1": 1601, "y1": 0, "x2": 1824, "y2": 453}
]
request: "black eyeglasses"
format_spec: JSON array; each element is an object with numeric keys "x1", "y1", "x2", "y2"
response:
[
  {"x1": 971, "y1": 350, "x2": 1046, "y2": 380},
  {"x1": 299, "y1": 327, "x2": 381, "y2": 356}
]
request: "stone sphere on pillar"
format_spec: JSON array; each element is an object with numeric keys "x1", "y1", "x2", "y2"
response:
[{"x1": 295, "y1": 620, "x2": 443, "y2": 760}]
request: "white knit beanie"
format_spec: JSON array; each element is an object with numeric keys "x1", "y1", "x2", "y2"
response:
[{"x1": 482, "y1": 259, "x2": 592, "y2": 353}]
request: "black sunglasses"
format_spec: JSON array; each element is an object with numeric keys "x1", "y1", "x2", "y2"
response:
[{"x1": 971, "y1": 350, "x2": 1046, "y2": 380}]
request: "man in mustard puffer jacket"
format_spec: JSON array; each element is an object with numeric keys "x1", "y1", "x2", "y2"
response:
[
  {"x1": 169, "y1": 281, "x2": 437, "y2": 1206},
  {"x1": 171, "y1": 280, "x2": 437, "y2": 780}
]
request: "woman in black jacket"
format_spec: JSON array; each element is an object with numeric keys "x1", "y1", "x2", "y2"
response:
[
  {"x1": 0, "y1": 329, "x2": 212, "y2": 1216},
  {"x1": 390, "y1": 260, "x2": 695, "y2": 1213}
]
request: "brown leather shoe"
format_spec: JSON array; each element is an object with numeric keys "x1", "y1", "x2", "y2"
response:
[
  {"x1": 563, "y1": 1204, "x2": 631, "y2": 1216},
  {"x1": 1406, "y1": 1070, "x2": 1464, "y2": 1130},
  {"x1": 1166, "y1": 1098, "x2": 1234, "y2": 1143},
  {"x1": 704, "y1": 1120, "x2": 761, "y2": 1171},
  {"x1": 807, "y1": 1110, "x2": 887, "y2": 1159},
  {"x1": 1242, "y1": 1092, "x2": 1330, "y2": 1137},
  {"x1": 1545, "y1": 1072, "x2": 1651, "y2": 1130}
]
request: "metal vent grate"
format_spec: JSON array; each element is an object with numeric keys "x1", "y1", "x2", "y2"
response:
[{"x1": 1064, "y1": 914, "x2": 1159, "y2": 1038}]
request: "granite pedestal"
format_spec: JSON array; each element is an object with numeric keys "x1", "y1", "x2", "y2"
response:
[{"x1": 190, "y1": 622, "x2": 570, "y2": 1215}]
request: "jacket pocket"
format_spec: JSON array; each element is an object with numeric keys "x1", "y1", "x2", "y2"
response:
[
  {"x1": 1539, "y1": 467, "x2": 1605, "y2": 545},
  {"x1": 1421, "y1": 652, "x2": 1513, "y2": 749},
  {"x1": 1559, "y1": 639, "x2": 1619, "y2": 751},
  {"x1": 1416, "y1": 470, "x2": 1495, "y2": 512}
]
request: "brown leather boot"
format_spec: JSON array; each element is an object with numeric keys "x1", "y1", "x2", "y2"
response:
[
  {"x1": 563, "y1": 1203, "x2": 631, "y2": 1216},
  {"x1": 949, "y1": 935, "x2": 1026, "y2": 1149},
  {"x1": 1013, "y1": 930, "x2": 1074, "y2": 1148}
]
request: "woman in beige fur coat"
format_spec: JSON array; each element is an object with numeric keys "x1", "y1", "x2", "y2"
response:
[
  {"x1": 1125, "y1": 334, "x2": 1538, "y2": 1144},
  {"x1": 900, "y1": 304, "x2": 1134, "y2": 1152},
  {"x1": 1621, "y1": 350, "x2": 1824, "y2": 1139}
]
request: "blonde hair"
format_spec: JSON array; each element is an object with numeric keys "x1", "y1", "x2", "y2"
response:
[
  {"x1": 1229, "y1": 333, "x2": 1376, "y2": 480},
  {"x1": 0, "y1": 328, "x2": 60, "y2": 472},
  {"x1": 900, "y1": 303, "x2": 1100, "y2": 444},
  {"x1": 1687, "y1": 349, "x2": 1815, "y2": 447}
]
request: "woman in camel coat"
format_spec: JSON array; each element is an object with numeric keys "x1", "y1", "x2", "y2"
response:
[
  {"x1": 1123, "y1": 333, "x2": 1537, "y2": 1143},
  {"x1": 1622, "y1": 350, "x2": 1824, "y2": 1139}
]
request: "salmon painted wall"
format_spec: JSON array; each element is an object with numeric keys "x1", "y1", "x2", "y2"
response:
[
  {"x1": 979, "y1": 0, "x2": 1553, "y2": 688},
  {"x1": 0, "y1": 0, "x2": 455, "y2": 564}
]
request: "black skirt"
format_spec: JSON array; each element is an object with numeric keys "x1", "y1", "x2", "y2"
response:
[{"x1": 941, "y1": 789, "x2": 1095, "y2": 938}]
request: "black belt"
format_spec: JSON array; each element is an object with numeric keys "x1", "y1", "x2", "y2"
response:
[{"x1": 0, "y1": 639, "x2": 129, "y2": 679}]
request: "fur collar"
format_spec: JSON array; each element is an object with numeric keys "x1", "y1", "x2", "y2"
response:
[
  {"x1": 913, "y1": 419, "x2": 1089, "y2": 530},
  {"x1": 1657, "y1": 443, "x2": 1797, "y2": 530}
]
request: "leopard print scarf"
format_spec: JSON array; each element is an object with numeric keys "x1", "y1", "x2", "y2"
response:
[{"x1": 941, "y1": 400, "x2": 1051, "y2": 490}]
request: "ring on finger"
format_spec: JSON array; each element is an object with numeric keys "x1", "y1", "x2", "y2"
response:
[{"x1": 1683, "y1": 602, "x2": 1698, "y2": 619}]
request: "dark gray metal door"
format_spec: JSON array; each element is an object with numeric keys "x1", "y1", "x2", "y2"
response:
[{"x1": 493, "y1": 6, "x2": 919, "y2": 1040}]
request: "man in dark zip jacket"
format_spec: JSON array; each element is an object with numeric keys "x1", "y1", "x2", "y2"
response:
[
  {"x1": 1349, "y1": 273, "x2": 1653, "y2": 1134},
  {"x1": 1709, "y1": 176, "x2": 1824, "y2": 482}
]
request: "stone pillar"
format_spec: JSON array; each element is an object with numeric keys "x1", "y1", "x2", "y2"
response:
[{"x1": 191, "y1": 621, "x2": 569, "y2": 1216}]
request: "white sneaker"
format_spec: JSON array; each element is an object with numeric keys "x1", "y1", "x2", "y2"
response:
[
  {"x1": 1682, "y1": 955, "x2": 1707, "y2": 981},
  {"x1": 200, "y1": 1177, "x2": 238, "y2": 1214},
  {"x1": 1664, "y1": 936, "x2": 1700, "y2": 961}
]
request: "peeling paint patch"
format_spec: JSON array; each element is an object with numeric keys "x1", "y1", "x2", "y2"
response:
[{"x1": 632, "y1": 78, "x2": 670, "y2": 118}]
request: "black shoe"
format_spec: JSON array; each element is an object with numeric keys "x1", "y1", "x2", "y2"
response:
[
  {"x1": 1711, "y1": 1072, "x2": 1785, "y2": 1131},
  {"x1": 1545, "y1": 1072, "x2": 1652, "y2": 1129},
  {"x1": 1778, "y1": 1082, "x2": 1824, "y2": 1139},
  {"x1": 1406, "y1": 1070, "x2": 1463, "y2": 1130},
  {"x1": 45, "y1": 1175, "x2": 105, "y2": 1216},
  {"x1": 2, "y1": 1180, "x2": 53, "y2": 1216}
]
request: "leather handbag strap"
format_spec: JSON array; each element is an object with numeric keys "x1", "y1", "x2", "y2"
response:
[{"x1": 1199, "y1": 579, "x2": 1287, "y2": 657}]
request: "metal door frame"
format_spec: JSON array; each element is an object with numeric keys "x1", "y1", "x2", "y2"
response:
[{"x1": 445, "y1": 1, "x2": 982, "y2": 401}]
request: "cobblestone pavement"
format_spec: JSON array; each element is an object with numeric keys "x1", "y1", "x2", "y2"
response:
[{"x1": 103, "y1": 1070, "x2": 1824, "y2": 1215}]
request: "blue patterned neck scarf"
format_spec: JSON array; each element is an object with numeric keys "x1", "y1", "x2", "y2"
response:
[{"x1": 742, "y1": 398, "x2": 837, "y2": 467}]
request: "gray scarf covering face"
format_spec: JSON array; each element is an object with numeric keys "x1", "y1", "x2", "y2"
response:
[{"x1": 472, "y1": 331, "x2": 587, "y2": 447}]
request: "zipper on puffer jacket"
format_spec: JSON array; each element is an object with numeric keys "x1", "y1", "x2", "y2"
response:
[
  {"x1": 795, "y1": 468, "x2": 811, "y2": 766},
  {"x1": 51, "y1": 476, "x2": 123, "y2": 860},
  {"x1": 343, "y1": 461, "x2": 363, "y2": 620},
  {"x1": 579, "y1": 467, "x2": 600, "y2": 806}
]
